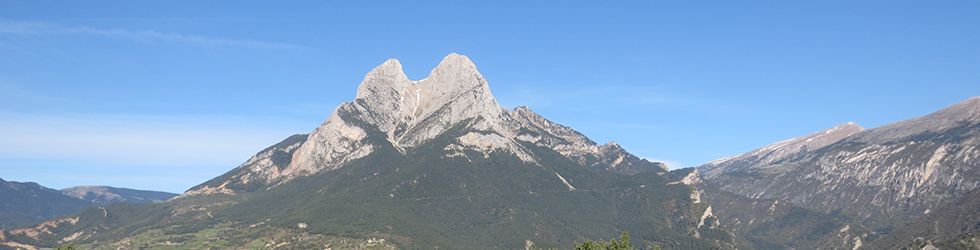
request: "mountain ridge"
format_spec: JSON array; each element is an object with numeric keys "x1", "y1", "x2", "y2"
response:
[
  {"x1": 700, "y1": 122, "x2": 864, "y2": 179},
  {"x1": 60, "y1": 186, "x2": 178, "y2": 205},
  {"x1": 1, "y1": 178, "x2": 179, "y2": 229},
  {"x1": 846, "y1": 96, "x2": 980, "y2": 145},
  {"x1": 699, "y1": 95, "x2": 980, "y2": 247}
]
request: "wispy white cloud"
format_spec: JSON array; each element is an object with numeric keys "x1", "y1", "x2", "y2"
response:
[{"x1": 0, "y1": 19, "x2": 301, "y2": 50}]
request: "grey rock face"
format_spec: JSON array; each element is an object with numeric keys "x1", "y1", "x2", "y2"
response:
[
  {"x1": 286, "y1": 53, "x2": 513, "y2": 178},
  {"x1": 669, "y1": 168, "x2": 871, "y2": 249},
  {"x1": 185, "y1": 53, "x2": 667, "y2": 196},
  {"x1": 509, "y1": 106, "x2": 668, "y2": 174},
  {"x1": 183, "y1": 134, "x2": 308, "y2": 196},
  {"x1": 700, "y1": 97, "x2": 980, "y2": 225}
]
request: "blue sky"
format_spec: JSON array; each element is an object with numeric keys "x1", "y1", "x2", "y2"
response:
[{"x1": 1, "y1": 1, "x2": 978, "y2": 193}]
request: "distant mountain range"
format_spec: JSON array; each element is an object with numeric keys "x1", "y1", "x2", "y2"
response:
[
  {"x1": 0, "y1": 178, "x2": 178, "y2": 228},
  {"x1": 700, "y1": 96, "x2": 980, "y2": 249},
  {"x1": 2, "y1": 53, "x2": 978, "y2": 250},
  {"x1": 61, "y1": 186, "x2": 177, "y2": 205}
]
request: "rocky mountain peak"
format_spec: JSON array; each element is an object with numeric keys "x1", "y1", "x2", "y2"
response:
[
  {"x1": 428, "y1": 53, "x2": 480, "y2": 81},
  {"x1": 352, "y1": 53, "x2": 497, "y2": 130},
  {"x1": 354, "y1": 58, "x2": 410, "y2": 101},
  {"x1": 821, "y1": 122, "x2": 864, "y2": 139},
  {"x1": 408, "y1": 53, "x2": 502, "y2": 132},
  {"x1": 271, "y1": 53, "x2": 509, "y2": 182},
  {"x1": 599, "y1": 141, "x2": 625, "y2": 154},
  {"x1": 510, "y1": 106, "x2": 589, "y2": 142},
  {"x1": 351, "y1": 53, "x2": 502, "y2": 137},
  {"x1": 186, "y1": 53, "x2": 667, "y2": 196}
]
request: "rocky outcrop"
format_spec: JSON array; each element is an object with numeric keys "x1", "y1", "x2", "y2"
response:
[{"x1": 700, "y1": 96, "x2": 980, "y2": 226}]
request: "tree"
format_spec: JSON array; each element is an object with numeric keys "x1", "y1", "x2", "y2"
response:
[
  {"x1": 530, "y1": 232, "x2": 653, "y2": 250},
  {"x1": 54, "y1": 243, "x2": 75, "y2": 250},
  {"x1": 574, "y1": 232, "x2": 634, "y2": 250}
]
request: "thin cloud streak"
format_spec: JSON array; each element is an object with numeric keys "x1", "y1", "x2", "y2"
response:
[{"x1": 0, "y1": 19, "x2": 301, "y2": 50}]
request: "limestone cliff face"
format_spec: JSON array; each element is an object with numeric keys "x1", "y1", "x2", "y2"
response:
[
  {"x1": 700, "y1": 97, "x2": 980, "y2": 224},
  {"x1": 185, "y1": 53, "x2": 666, "y2": 195},
  {"x1": 285, "y1": 53, "x2": 514, "y2": 178}
]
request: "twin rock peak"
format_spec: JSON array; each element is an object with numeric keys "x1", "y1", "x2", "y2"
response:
[
  {"x1": 287, "y1": 53, "x2": 513, "y2": 177},
  {"x1": 190, "y1": 53, "x2": 667, "y2": 195},
  {"x1": 351, "y1": 52, "x2": 505, "y2": 148}
]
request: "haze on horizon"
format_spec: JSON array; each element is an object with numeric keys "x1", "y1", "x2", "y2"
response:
[{"x1": 1, "y1": 1, "x2": 978, "y2": 193}]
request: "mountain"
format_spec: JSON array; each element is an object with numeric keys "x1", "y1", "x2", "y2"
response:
[
  {"x1": 699, "y1": 96, "x2": 980, "y2": 247},
  {"x1": 180, "y1": 53, "x2": 694, "y2": 249},
  {"x1": 0, "y1": 178, "x2": 96, "y2": 228},
  {"x1": 186, "y1": 54, "x2": 666, "y2": 197},
  {"x1": 60, "y1": 186, "x2": 178, "y2": 205},
  {"x1": 699, "y1": 122, "x2": 865, "y2": 180},
  {"x1": 1, "y1": 178, "x2": 180, "y2": 230},
  {"x1": 2, "y1": 54, "x2": 725, "y2": 250},
  {"x1": 8, "y1": 54, "x2": 974, "y2": 249}
]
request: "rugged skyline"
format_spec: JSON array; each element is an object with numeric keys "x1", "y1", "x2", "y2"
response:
[
  {"x1": 1, "y1": 53, "x2": 723, "y2": 250},
  {"x1": 2, "y1": 2, "x2": 979, "y2": 193},
  {"x1": 3, "y1": 52, "x2": 979, "y2": 249},
  {"x1": 697, "y1": 96, "x2": 980, "y2": 249}
]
